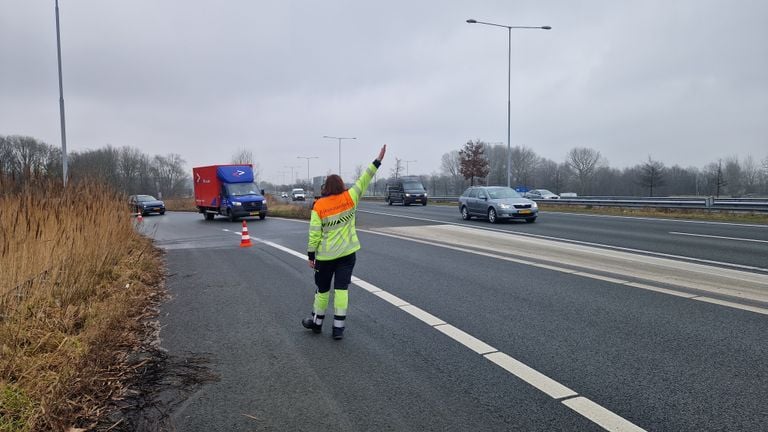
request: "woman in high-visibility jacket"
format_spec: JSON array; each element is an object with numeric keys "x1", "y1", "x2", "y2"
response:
[{"x1": 302, "y1": 144, "x2": 387, "y2": 340}]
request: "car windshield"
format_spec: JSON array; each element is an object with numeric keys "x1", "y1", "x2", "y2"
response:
[
  {"x1": 137, "y1": 195, "x2": 157, "y2": 202},
  {"x1": 538, "y1": 189, "x2": 554, "y2": 195},
  {"x1": 403, "y1": 182, "x2": 425, "y2": 192},
  {"x1": 487, "y1": 188, "x2": 521, "y2": 199},
  {"x1": 292, "y1": 189, "x2": 304, "y2": 194},
  {"x1": 227, "y1": 183, "x2": 260, "y2": 196}
]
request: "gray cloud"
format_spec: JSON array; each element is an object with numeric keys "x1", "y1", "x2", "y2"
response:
[{"x1": 1, "y1": 0, "x2": 766, "y2": 183}]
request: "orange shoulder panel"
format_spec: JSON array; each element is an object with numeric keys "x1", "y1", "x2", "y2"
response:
[{"x1": 313, "y1": 191, "x2": 354, "y2": 219}]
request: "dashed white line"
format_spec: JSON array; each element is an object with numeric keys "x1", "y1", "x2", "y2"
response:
[{"x1": 225, "y1": 228, "x2": 647, "y2": 431}]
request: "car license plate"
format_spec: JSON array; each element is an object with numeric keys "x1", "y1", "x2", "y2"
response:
[
  {"x1": 152, "y1": 207, "x2": 160, "y2": 211},
  {"x1": 250, "y1": 211, "x2": 260, "y2": 216},
  {"x1": 519, "y1": 209, "x2": 532, "y2": 215}
]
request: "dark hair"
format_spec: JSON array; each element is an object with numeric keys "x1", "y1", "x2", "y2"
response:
[{"x1": 321, "y1": 174, "x2": 346, "y2": 196}]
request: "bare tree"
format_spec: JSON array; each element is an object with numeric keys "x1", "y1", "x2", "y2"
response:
[
  {"x1": 741, "y1": 155, "x2": 760, "y2": 195},
  {"x1": 459, "y1": 140, "x2": 490, "y2": 186},
  {"x1": 231, "y1": 147, "x2": 254, "y2": 165},
  {"x1": 509, "y1": 146, "x2": 538, "y2": 187},
  {"x1": 440, "y1": 150, "x2": 464, "y2": 194},
  {"x1": 566, "y1": 147, "x2": 602, "y2": 195},
  {"x1": 482, "y1": 143, "x2": 506, "y2": 186},
  {"x1": 638, "y1": 156, "x2": 666, "y2": 197}
]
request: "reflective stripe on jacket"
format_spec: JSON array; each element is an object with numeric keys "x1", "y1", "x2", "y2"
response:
[{"x1": 308, "y1": 162, "x2": 379, "y2": 261}]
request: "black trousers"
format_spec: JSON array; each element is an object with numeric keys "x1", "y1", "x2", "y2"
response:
[{"x1": 314, "y1": 252, "x2": 356, "y2": 293}]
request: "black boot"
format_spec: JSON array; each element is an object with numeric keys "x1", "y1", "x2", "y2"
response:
[
  {"x1": 302, "y1": 317, "x2": 322, "y2": 334},
  {"x1": 332, "y1": 326, "x2": 345, "y2": 340}
]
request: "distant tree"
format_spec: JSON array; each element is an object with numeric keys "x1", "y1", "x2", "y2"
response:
[
  {"x1": 482, "y1": 143, "x2": 506, "y2": 186},
  {"x1": 459, "y1": 140, "x2": 490, "y2": 186},
  {"x1": 638, "y1": 156, "x2": 666, "y2": 197},
  {"x1": 151, "y1": 153, "x2": 189, "y2": 198},
  {"x1": 231, "y1": 148, "x2": 254, "y2": 165},
  {"x1": 703, "y1": 160, "x2": 727, "y2": 197},
  {"x1": 440, "y1": 150, "x2": 464, "y2": 194},
  {"x1": 509, "y1": 146, "x2": 538, "y2": 187},
  {"x1": 566, "y1": 147, "x2": 602, "y2": 195},
  {"x1": 723, "y1": 156, "x2": 743, "y2": 196},
  {"x1": 741, "y1": 155, "x2": 760, "y2": 195}
]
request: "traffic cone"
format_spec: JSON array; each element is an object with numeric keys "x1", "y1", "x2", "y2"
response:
[
  {"x1": 240, "y1": 220, "x2": 252, "y2": 248},
  {"x1": 136, "y1": 212, "x2": 143, "y2": 223}
]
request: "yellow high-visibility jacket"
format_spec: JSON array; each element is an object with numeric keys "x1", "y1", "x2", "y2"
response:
[{"x1": 308, "y1": 161, "x2": 380, "y2": 261}]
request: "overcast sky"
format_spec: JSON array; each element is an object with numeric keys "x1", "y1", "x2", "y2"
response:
[{"x1": 1, "y1": 0, "x2": 766, "y2": 183}]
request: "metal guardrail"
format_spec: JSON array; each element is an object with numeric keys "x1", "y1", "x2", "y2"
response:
[{"x1": 362, "y1": 195, "x2": 768, "y2": 212}]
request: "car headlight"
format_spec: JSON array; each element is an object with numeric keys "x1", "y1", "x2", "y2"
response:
[
  {"x1": 531, "y1": 202, "x2": 538, "y2": 209},
  {"x1": 405, "y1": 193, "x2": 411, "y2": 197},
  {"x1": 233, "y1": 201, "x2": 242, "y2": 206},
  {"x1": 499, "y1": 203, "x2": 511, "y2": 209},
  {"x1": 425, "y1": 193, "x2": 428, "y2": 197}
]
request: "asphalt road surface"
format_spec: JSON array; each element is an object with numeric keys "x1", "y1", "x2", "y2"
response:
[{"x1": 139, "y1": 208, "x2": 768, "y2": 431}]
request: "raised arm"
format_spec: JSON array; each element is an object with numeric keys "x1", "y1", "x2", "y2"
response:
[{"x1": 349, "y1": 145, "x2": 387, "y2": 203}]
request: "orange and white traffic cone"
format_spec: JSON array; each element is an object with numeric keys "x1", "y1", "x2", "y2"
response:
[
  {"x1": 240, "y1": 220, "x2": 252, "y2": 248},
  {"x1": 136, "y1": 212, "x2": 143, "y2": 223}
]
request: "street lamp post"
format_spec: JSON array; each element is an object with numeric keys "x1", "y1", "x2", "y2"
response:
[
  {"x1": 285, "y1": 165, "x2": 300, "y2": 186},
  {"x1": 403, "y1": 160, "x2": 417, "y2": 176},
  {"x1": 297, "y1": 156, "x2": 319, "y2": 187},
  {"x1": 55, "y1": 0, "x2": 68, "y2": 187},
  {"x1": 322, "y1": 136, "x2": 356, "y2": 174},
  {"x1": 466, "y1": 18, "x2": 550, "y2": 188}
]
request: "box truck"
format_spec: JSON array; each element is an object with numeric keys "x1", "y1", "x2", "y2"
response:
[{"x1": 193, "y1": 164, "x2": 267, "y2": 221}]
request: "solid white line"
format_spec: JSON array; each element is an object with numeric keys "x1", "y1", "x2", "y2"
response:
[
  {"x1": 669, "y1": 231, "x2": 768, "y2": 244},
  {"x1": 400, "y1": 305, "x2": 446, "y2": 326},
  {"x1": 228, "y1": 229, "x2": 646, "y2": 431},
  {"x1": 572, "y1": 272, "x2": 628, "y2": 285},
  {"x1": 434, "y1": 324, "x2": 498, "y2": 355},
  {"x1": 694, "y1": 297, "x2": 768, "y2": 316},
  {"x1": 485, "y1": 352, "x2": 578, "y2": 400},
  {"x1": 562, "y1": 396, "x2": 646, "y2": 432},
  {"x1": 357, "y1": 209, "x2": 768, "y2": 272},
  {"x1": 373, "y1": 290, "x2": 411, "y2": 307},
  {"x1": 623, "y1": 282, "x2": 698, "y2": 299}
]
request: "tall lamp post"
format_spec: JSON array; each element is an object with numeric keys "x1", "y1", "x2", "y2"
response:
[
  {"x1": 297, "y1": 156, "x2": 319, "y2": 187},
  {"x1": 285, "y1": 165, "x2": 300, "y2": 186},
  {"x1": 55, "y1": 0, "x2": 68, "y2": 187},
  {"x1": 403, "y1": 160, "x2": 417, "y2": 176},
  {"x1": 466, "y1": 18, "x2": 550, "y2": 188},
  {"x1": 322, "y1": 136, "x2": 356, "y2": 174}
]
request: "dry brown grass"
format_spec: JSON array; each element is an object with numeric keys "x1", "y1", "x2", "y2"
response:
[
  {"x1": 162, "y1": 197, "x2": 197, "y2": 212},
  {"x1": 0, "y1": 179, "x2": 164, "y2": 431}
]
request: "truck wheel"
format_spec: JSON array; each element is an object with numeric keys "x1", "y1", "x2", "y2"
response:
[
  {"x1": 228, "y1": 210, "x2": 237, "y2": 222},
  {"x1": 204, "y1": 213, "x2": 214, "y2": 221},
  {"x1": 259, "y1": 214, "x2": 266, "y2": 220}
]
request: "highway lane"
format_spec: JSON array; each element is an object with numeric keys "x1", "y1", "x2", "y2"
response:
[
  {"x1": 140, "y1": 212, "x2": 768, "y2": 431},
  {"x1": 357, "y1": 201, "x2": 768, "y2": 271}
]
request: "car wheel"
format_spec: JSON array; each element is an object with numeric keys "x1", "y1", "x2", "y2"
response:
[
  {"x1": 422, "y1": 202, "x2": 427, "y2": 206},
  {"x1": 488, "y1": 208, "x2": 498, "y2": 224},
  {"x1": 525, "y1": 217, "x2": 537, "y2": 223},
  {"x1": 228, "y1": 210, "x2": 237, "y2": 222},
  {"x1": 160, "y1": 210, "x2": 165, "y2": 215},
  {"x1": 461, "y1": 206, "x2": 470, "y2": 220},
  {"x1": 387, "y1": 198, "x2": 392, "y2": 206},
  {"x1": 259, "y1": 214, "x2": 266, "y2": 220}
]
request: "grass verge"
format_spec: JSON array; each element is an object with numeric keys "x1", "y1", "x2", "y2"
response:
[
  {"x1": 537, "y1": 203, "x2": 768, "y2": 224},
  {"x1": 0, "y1": 179, "x2": 164, "y2": 431}
]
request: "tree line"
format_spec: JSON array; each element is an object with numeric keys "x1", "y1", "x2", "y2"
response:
[
  {"x1": 428, "y1": 140, "x2": 768, "y2": 197},
  {"x1": 0, "y1": 135, "x2": 190, "y2": 198}
]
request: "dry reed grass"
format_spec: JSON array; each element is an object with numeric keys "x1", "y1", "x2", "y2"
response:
[{"x1": 0, "y1": 178, "x2": 164, "y2": 431}]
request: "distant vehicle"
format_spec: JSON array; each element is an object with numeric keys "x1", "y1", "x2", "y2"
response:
[
  {"x1": 524, "y1": 189, "x2": 560, "y2": 200},
  {"x1": 281, "y1": 192, "x2": 289, "y2": 199},
  {"x1": 291, "y1": 188, "x2": 306, "y2": 201},
  {"x1": 129, "y1": 195, "x2": 165, "y2": 216},
  {"x1": 559, "y1": 192, "x2": 578, "y2": 198},
  {"x1": 385, "y1": 176, "x2": 428, "y2": 206},
  {"x1": 193, "y1": 164, "x2": 267, "y2": 221},
  {"x1": 458, "y1": 186, "x2": 538, "y2": 224}
]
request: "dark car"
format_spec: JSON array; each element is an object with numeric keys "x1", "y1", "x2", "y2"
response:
[
  {"x1": 129, "y1": 195, "x2": 166, "y2": 216},
  {"x1": 458, "y1": 186, "x2": 538, "y2": 223},
  {"x1": 385, "y1": 176, "x2": 428, "y2": 206}
]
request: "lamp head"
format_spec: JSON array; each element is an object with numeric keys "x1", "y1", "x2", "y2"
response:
[
  {"x1": 542, "y1": 26, "x2": 552, "y2": 30},
  {"x1": 466, "y1": 19, "x2": 477, "y2": 23}
]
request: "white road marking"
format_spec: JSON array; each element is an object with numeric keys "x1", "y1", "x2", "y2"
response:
[
  {"x1": 358, "y1": 209, "x2": 768, "y2": 273},
  {"x1": 562, "y1": 396, "x2": 646, "y2": 432},
  {"x1": 694, "y1": 297, "x2": 768, "y2": 316},
  {"x1": 669, "y1": 231, "x2": 768, "y2": 244},
  {"x1": 534, "y1": 210, "x2": 768, "y2": 229},
  {"x1": 225, "y1": 228, "x2": 648, "y2": 431},
  {"x1": 358, "y1": 227, "x2": 768, "y2": 314},
  {"x1": 484, "y1": 352, "x2": 578, "y2": 400},
  {"x1": 434, "y1": 324, "x2": 498, "y2": 355}
]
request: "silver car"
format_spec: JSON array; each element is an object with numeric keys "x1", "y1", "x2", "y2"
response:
[
  {"x1": 524, "y1": 189, "x2": 560, "y2": 200},
  {"x1": 458, "y1": 186, "x2": 538, "y2": 223}
]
